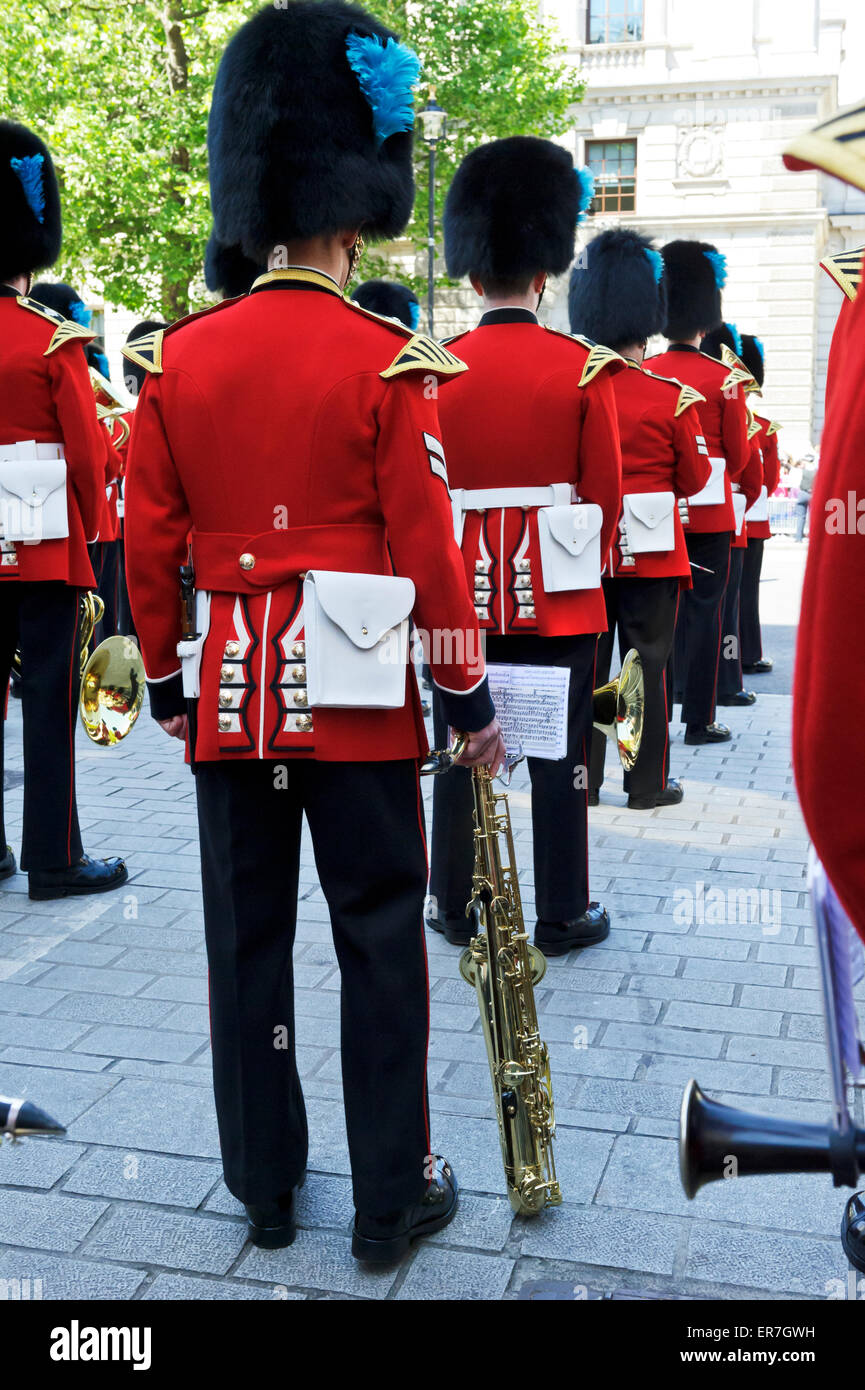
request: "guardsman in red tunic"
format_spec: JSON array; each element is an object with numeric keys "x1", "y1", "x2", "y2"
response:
[
  {"x1": 699, "y1": 322, "x2": 764, "y2": 707},
  {"x1": 115, "y1": 319, "x2": 169, "y2": 639},
  {"x1": 0, "y1": 121, "x2": 127, "y2": 899},
  {"x1": 569, "y1": 229, "x2": 710, "y2": 810},
  {"x1": 425, "y1": 136, "x2": 623, "y2": 958},
  {"x1": 784, "y1": 100, "x2": 865, "y2": 1266},
  {"x1": 123, "y1": 2, "x2": 502, "y2": 1263},
  {"x1": 738, "y1": 333, "x2": 782, "y2": 675},
  {"x1": 649, "y1": 242, "x2": 751, "y2": 745}
]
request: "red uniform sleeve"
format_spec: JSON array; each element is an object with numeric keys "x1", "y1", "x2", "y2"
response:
[
  {"x1": 124, "y1": 379, "x2": 192, "y2": 709},
  {"x1": 763, "y1": 432, "x2": 781, "y2": 495},
  {"x1": 47, "y1": 345, "x2": 107, "y2": 543},
  {"x1": 576, "y1": 369, "x2": 622, "y2": 559},
  {"x1": 740, "y1": 433, "x2": 764, "y2": 509},
  {"x1": 720, "y1": 385, "x2": 750, "y2": 483},
  {"x1": 374, "y1": 373, "x2": 493, "y2": 732},
  {"x1": 671, "y1": 406, "x2": 711, "y2": 497}
]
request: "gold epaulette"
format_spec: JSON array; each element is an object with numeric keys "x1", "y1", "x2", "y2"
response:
[
  {"x1": 719, "y1": 344, "x2": 759, "y2": 393},
  {"x1": 765, "y1": 420, "x2": 781, "y2": 438},
  {"x1": 746, "y1": 408, "x2": 762, "y2": 441},
  {"x1": 380, "y1": 334, "x2": 467, "y2": 380},
  {"x1": 570, "y1": 336, "x2": 626, "y2": 387},
  {"x1": 122, "y1": 330, "x2": 164, "y2": 377},
  {"x1": 17, "y1": 296, "x2": 97, "y2": 356},
  {"x1": 675, "y1": 383, "x2": 706, "y2": 417},
  {"x1": 783, "y1": 99, "x2": 865, "y2": 193},
  {"x1": 820, "y1": 245, "x2": 865, "y2": 303},
  {"x1": 722, "y1": 365, "x2": 756, "y2": 394}
]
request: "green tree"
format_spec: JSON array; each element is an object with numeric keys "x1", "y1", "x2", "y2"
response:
[{"x1": 0, "y1": 0, "x2": 583, "y2": 317}]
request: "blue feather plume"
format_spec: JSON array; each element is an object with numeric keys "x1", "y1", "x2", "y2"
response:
[
  {"x1": 10, "y1": 153, "x2": 45, "y2": 223},
  {"x1": 70, "y1": 300, "x2": 92, "y2": 328},
  {"x1": 575, "y1": 167, "x2": 595, "y2": 223},
  {"x1": 728, "y1": 321, "x2": 743, "y2": 357},
  {"x1": 408, "y1": 299, "x2": 421, "y2": 332},
  {"x1": 752, "y1": 336, "x2": 765, "y2": 364},
  {"x1": 345, "y1": 32, "x2": 421, "y2": 147},
  {"x1": 703, "y1": 248, "x2": 727, "y2": 289},
  {"x1": 644, "y1": 247, "x2": 664, "y2": 284},
  {"x1": 93, "y1": 351, "x2": 109, "y2": 379}
]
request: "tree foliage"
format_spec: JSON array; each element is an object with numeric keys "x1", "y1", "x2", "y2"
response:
[{"x1": 0, "y1": 0, "x2": 583, "y2": 317}]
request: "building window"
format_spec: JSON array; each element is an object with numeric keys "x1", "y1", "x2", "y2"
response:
[
  {"x1": 587, "y1": 0, "x2": 644, "y2": 44},
  {"x1": 586, "y1": 139, "x2": 637, "y2": 213}
]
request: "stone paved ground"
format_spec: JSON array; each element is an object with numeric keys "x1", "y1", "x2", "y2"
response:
[{"x1": 0, "y1": 539, "x2": 855, "y2": 1302}]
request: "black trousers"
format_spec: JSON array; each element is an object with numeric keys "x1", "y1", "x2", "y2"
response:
[
  {"x1": 717, "y1": 545, "x2": 745, "y2": 698},
  {"x1": 92, "y1": 540, "x2": 121, "y2": 642},
  {"x1": 673, "y1": 531, "x2": 731, "y2": 726},
  {"x1": 195, "y1": 757, "x2": 431, "y2": 1218},
  {"x1": 429, "y1": 632, "x2": 597, "y2": 923},
  {"x1": 739, "y1": 537, "x2": 764, "y2": 666},
  {"x1": 0, "y1": 582, "x2": 83, "y2": 870},
  {"x1": 590, "y1": 575, "x2": 679, "y2": 800}
]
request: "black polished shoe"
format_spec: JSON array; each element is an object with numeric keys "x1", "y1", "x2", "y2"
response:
[
  {"x1": 742, "y1": 658, "x2": 773, "y2": 674},
  {"x1": 29, "y1": 854, "x2": 128, "y2": 901},
  {"x1": 425, "y1": 904, "x2": 472, "y2": 947},
  {"x1": 628, "y1": 778, "x2": 684, "y2": 811},
  {"x1": 588, "y1": 789, "x2": 600, "y2": 807},
  {"x1": 245, "y1": 1173, "x2": 306, "y2": 1250},
  {"x1": 535, "y1": 904, "x2": 610, "y2": 956},
  {"x1": 352, "y1": 1156, "x2": 458, "y2": 1264},
  {"x1": 716, "y1": 689, "x2": 757, "y2": 707},
  {"x1": 0, "y1": 846, "x2": 16, "y2": 880},
  {"x1": 684, "y1": 722, "x2": 732, "y2": 745}
]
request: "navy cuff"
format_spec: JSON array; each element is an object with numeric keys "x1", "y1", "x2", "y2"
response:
[
  {"x1": 434, "y1": 675, "x2": 495, "y2": 734},
  {"x1": 148, "y1": 673, "x2": 186, "y2": 721}
]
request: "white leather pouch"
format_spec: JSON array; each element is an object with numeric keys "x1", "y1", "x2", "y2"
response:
[
  {"x1": 745, "y1": 485, "x2": 769, "y2": 523},
  {"x1": 732, "y1": 492, "x2": 748, "y2": 536},
  {"x1": 621, "y1": 491, "x2": 676, "y2": 554},
  {"x1": 176, "y1": 590, "x2": 211, "y2": 700},
  {"x1": 688, "y1": 456, "x2": 726, "y2": 507},
  {"x1": 303, "y1": 570, "x2": 416, "y2": 708},
  {"x1": 537, "y1": 502, "x2": 603, "y2": 592},
  {"x1": 0, "y1": 442, "x2": 68, "y2": 542}
]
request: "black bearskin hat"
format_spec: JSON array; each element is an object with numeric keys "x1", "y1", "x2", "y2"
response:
[
  {"x1": 661, "y1": 239, "x2": 725, "y2": 339},
  {"x1": 444, "y1": 137, "x2": 589, "y2": 284},
  {"x1": 700, "y1": 321, "x2": 741, "y2": 361},
  {"x1": 738, "y1": 333, "x2": 765, "y2": 388},
  {"x1": 351, "y1": 278, "x2": 420, "y2": 330},
  {"x1": 31, "y1": 280, "x2": 91, "y2": 327},
  {"x1": 208, "y1": 1, "x2": 420, "y2": 263},
  {"x1": 0, "y1": 121, "x2": 62, "y2": 281},
  {"x1": 204, "y1": 233, "x2": 264, "y2": 299},
  {"x1": 568, "y1": 228, "x2": 667, "y2": 348},
  {"x1": 124, "y1": 319, "x2": 169, "y2": 397}
]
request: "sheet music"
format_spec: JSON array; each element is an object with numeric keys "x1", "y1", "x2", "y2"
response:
[{"x1": 486, "y1": 663, "x2": 570, "y2": 761}]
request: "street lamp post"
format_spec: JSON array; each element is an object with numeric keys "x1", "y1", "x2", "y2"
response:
[{"x1": 418, "y1": 90, "x2": 447, "y2": 339}]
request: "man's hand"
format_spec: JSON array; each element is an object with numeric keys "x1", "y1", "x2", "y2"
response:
[
  {"x1": 455, "y1": 718, "x2": 506, "y2": 775},
  {"x1": 158, "y1": 715, "x2": 188, "y2": 741}
]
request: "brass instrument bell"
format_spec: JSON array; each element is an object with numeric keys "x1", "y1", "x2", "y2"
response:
[{"x1": 592, "y1": 647, "x2": 645, "y2": 771}]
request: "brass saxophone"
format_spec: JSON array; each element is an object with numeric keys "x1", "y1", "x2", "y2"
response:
[{"x1": 424, "y1": 741, "x2": 562, "y2": 1215}]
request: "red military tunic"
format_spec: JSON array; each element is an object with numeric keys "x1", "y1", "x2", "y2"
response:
[
  {"x1": 438, "y1": 311, "x2": 623, "y2": 636},
  {"x1": 793, "y1": 256, "x2": 865, "y2": 936},
  {"x1": 732, "y1": 419, "x2": 766, "y2": 550},
  {"x1": 746, "y1": 416, "x2": 781, "y2": 542},
  {"x1": 0, "y1": 290, "x2": 105, "y2": 586},
  {"x1": 605, "y1": 362, "x2": 710, "y2": 580},
  {"x1": 647, "y1": 346, "x2": 751, "y2": 534},
  {"x1": 123, "y1": 267, "x2": 491, "y2": 763}
]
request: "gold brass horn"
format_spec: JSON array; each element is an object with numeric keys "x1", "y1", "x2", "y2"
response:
[
  {"x1": 678, "y1": 1078, "x2": 865, "y2": 1199},
  {"x1": 593, "y1": 647, "x2": 644, "y2": 771},
  {"x1": 12, "y1": 592, "x2": 144, "y2": 745}
]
